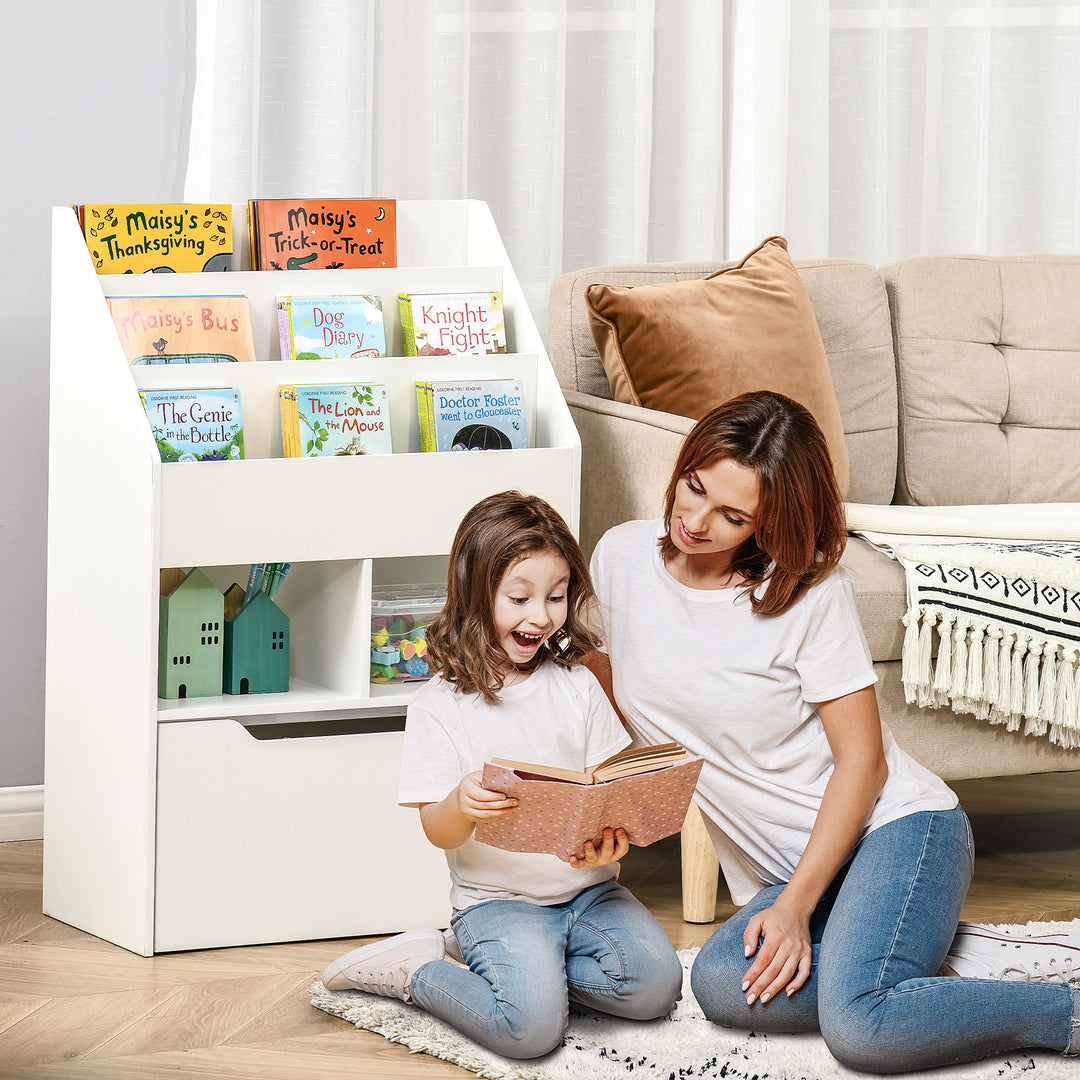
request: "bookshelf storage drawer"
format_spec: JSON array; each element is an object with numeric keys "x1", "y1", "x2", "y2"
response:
[{"x1": 153, "y1": 717, "x2": 448, "y2": 952}]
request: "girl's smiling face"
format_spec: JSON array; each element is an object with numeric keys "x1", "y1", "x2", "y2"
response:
[
  {"x1": 669, "y1": 456, "x2": 760, "y2": 566},
  {"x1": 493, "y1": 550, "x2": 570, "y2": 672}
]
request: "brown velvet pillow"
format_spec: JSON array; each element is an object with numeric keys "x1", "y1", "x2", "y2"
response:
[{"x1": 584, "y1": 236, "x2": 850, "y2": 496}]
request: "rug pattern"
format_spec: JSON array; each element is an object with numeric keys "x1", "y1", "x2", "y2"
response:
[{"x1": 311, "y1": 935, "x2": 1078, "y2": 1080}]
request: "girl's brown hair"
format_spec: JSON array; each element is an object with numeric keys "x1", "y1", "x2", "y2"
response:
[
  {"x1": 660, "y1": 390, "x2": 846, "y2": 617},
  {"x1": 426, "y1": 491, "x2": 602, "y2": 702}
]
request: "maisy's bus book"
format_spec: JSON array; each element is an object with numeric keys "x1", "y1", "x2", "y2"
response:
[{"x1": 108, "y1": 295, "x2": 256, "y2": 365}]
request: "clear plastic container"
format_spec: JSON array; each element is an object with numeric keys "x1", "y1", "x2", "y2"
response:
[{"x1": 370, "y1": 583, "x2": 446, "y2": 682}]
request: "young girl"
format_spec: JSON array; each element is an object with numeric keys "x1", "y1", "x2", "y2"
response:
[
  {"x1": 588, "y1": 390, "x2": 1080, "y2": 1073},
  {"x1": 320, "y1": 491, "x2": 683, "y2": 1060}
]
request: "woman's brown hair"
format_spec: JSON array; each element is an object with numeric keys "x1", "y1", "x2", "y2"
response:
[
  {"x1": 660, "y1": 390, "x2": 847, "y2": 617},
  {"x1": 426, "y1": 491, "x2": 602, "y2": 702}
]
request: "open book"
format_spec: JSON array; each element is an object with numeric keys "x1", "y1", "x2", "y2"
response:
[{"x1": 474, "y1": 743, "x2": 704, "y2": 862}]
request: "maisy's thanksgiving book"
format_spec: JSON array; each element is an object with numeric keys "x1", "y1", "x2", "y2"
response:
[
  {"x1": 75, "y1": 203, "x2": 233, "y2": 274},
  {"x1": 474, "y1": 743, "x2": 703, "y2": 862}
]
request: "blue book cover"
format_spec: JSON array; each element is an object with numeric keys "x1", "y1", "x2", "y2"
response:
[
  {"x1": 277, "y1": 294, "x2": 386, "y2": 359},
  {"x1": 139, "y1": 387, "x2": 245, "y2": 462},
  {"x1": 418, "y1": 379, "x2": 527, "y2": 452}
]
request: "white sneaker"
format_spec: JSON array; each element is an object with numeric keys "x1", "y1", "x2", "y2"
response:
[
  {"x1": 320, "y1": 927, "x2": 445, "y2": 1000},
  {"x1": 944, "y1": 922, "x2": 1080, "y2": 983}
]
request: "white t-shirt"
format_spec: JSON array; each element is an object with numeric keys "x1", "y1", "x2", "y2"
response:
[
  {"x1": 398, "y1": 662, "x2": 631, "y2": 911},
  {"x1": 590, "y1": 518, "x2": 957, "y2": 906}
]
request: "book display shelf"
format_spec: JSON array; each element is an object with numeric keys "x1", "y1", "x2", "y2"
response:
[{"x1": 45, "y1": 200, "x2": 581, "y2": 955}]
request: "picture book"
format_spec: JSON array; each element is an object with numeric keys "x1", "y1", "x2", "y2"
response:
[
  {"x1": 279, "y1": 382, "x2": 392, "y2": 457},
  {"x1": 139, "y1": 387, "x2": 245, "y2": 462},
  {"x1": 399, "y1": 291, "x2": 506, "y2": 355},
  {"x1": 415, "y1": 379, "x2": 527, "y2": 452},
  {"x1": 107, "y1": 295, "x2": 257, "y2": 365},
  {"x1": 247, "y1": 198, "x2": 396, "y2": 271},
  {"x1": 276, "y1": 294, "x2": 386, "y2": 360},
  {"x1": 474, "y1": 743, "x2": 704, "y2": 862},
  {"x1": 74, "y1": 203, "x2": 233, "y2": 274}
]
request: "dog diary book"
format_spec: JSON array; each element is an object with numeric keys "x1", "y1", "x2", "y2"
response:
[{"x1": 475, "y1": 743, "x2": 703, "y2": 862}]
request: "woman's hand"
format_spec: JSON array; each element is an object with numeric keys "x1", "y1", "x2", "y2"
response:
[
  {"x1": 569, "y1": 827, "x2": 629, "y2": 868},
  {"x1": 455, "y1": 771, "x2": 518, "y2": 823},
  {"x1": 741, "y1": 901, "x2": 812, "y2": 1004}
]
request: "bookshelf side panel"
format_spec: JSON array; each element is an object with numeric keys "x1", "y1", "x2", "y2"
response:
[{"x1": 44, "y1": 207, "x2": 159, "y2": 955}]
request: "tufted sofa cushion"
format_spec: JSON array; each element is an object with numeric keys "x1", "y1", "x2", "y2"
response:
[
  {"x1": 883, "y1": 254, "x2": 1080, "y2": 505},
  {"x1": 548, "y1": 257, "x2": 898, "y2": 506}
]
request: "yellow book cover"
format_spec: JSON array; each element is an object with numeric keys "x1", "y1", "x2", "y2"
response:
[
  {"x1": 76, "y1": 204, "x2": 233, "y2": 274},
  {"x1": 279, "y1": 386, "x2": 300, "y2": 457},
  {"x1": 107, "y1": 295, "x2": 256, "y2": 365}
]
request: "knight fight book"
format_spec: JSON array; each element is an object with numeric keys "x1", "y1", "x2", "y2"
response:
[
  {"x1": 108, "y1": 295, "x2": 257, "y2": 365},
  {"x1": 399, "y1": 290, "x2": 506, "y2": 355},
  {"x1": 475, "y1": 743, "x2": 704, "y2": 862},
  {"x1": 247, "y1": 198, "x2": 396, "y2": 270},
  {"x1": 279, "y1": 382, "x2": 392, "y2": 457},
  {"x1": 139, "y1": 387, "x2": 245, "y2": 462},
  {"x1": 74, "y1": 203, "x2": 233, "y2": 274},
  {"x1": 276, "y1": 294, "x2": 386, "y2": 360},
  {"x1": 415, "y1": 379, "x2": 527, "y2": 452}
]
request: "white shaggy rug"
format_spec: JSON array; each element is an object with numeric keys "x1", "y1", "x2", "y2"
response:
[{"x1": 311, "y1": 923, "x2": 1080, "y2": 1080}]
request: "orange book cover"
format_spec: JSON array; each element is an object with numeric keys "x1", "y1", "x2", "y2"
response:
[
  {"x1": 474, "y1": 746, "x2": 703, "y2": 862},
  {"x1": 107, "y1": 295, "x2": 257, "y2": 365},
  {"x1": 247, "y1": 198, "x2": 396, "y2": 270}
]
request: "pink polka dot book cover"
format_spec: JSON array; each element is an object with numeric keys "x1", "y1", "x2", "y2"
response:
[{"x1": 475, "y1": 744, "x2": 704, "y2": 862}]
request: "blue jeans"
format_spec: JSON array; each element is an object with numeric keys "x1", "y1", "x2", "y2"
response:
[
  {"x1": 691, "y1": 808, "x2": 1080, "y2": 1073},
  {"x1": 409, "y1": 879, "x2": 683, "y2": 1059}
]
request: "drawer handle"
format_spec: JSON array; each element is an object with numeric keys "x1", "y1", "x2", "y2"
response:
[{"x1": 241, "y1": 716, "x2": 406, "y2": 741}]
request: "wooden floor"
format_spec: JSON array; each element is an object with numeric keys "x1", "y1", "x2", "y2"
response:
[{"x1": 3, "y1": 773, "x2": 1080, "y2": 1078}]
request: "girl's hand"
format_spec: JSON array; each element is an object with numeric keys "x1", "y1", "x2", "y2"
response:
[
  {"x1": 454, "y1": 771, "x2": 518, "y2": 823},
  {"x1": 741, "y1": 902, "x2": 812, "y2": 1004},
  {"x1": 569, "y1": 827, "x2": 629, "y2": 868}
]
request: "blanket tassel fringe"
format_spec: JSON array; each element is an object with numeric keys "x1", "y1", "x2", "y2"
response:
[{"x1": 902, "y1": 610, "x2": 1080, "y2": 749}]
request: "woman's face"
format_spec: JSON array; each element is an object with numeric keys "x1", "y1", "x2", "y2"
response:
[{"x1": 669, "y1": 456, "x2": 760, "y2": 560}]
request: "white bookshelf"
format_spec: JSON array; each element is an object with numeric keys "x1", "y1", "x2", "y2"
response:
[{"x1": 44, "y1": 200, "x2": 581, "y2": 955}]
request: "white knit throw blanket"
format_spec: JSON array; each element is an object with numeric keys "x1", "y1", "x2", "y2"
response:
[{"x1": 846, "y1": 503, "x2": 1080, "y2": 749}]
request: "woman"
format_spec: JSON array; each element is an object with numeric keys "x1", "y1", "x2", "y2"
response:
[{"x1": 588, "y1": 390, "x2": 1080, "y2": 1073}]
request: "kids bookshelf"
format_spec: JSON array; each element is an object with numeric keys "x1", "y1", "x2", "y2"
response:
[{"x1": 45, "y1": 200, "x2": 581, "y2": 955}]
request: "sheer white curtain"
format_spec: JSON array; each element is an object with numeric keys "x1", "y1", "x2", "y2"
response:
[{"x1": 186, "y1": 0, "x2": 1080, "y2": 329}]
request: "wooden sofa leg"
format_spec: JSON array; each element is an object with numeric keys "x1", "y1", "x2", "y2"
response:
[{"x1": 681, "y1": 802, "x2": 720, "y2": 923}]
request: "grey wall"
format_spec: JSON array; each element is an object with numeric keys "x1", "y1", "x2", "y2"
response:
[{"x1": 0, "y1": 1, "x2": 196, "y2": 787}]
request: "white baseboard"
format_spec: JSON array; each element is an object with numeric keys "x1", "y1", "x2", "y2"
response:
[{"x1": 0, "y1": 785, "x2": 44, "y2": 842}]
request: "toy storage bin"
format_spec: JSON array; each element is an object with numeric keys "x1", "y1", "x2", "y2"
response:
[
  {"x1": 154, "y1": 717, "x2": 448, "y2": 951},
  {"x1": 370, "y1": 583, "x2": 446, "y2": 683}
]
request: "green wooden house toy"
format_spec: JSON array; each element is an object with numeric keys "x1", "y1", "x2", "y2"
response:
[
  {"x1": 222, "y1": 584, "x2": 290, "y2": 694},
  {"x1": 158, "y1": 567, "x2": 224, "y2": 699}
]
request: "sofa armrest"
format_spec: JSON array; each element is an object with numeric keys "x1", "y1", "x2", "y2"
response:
[{"x1": 565, "y1": 391, "x2": 696, "y2": 557}]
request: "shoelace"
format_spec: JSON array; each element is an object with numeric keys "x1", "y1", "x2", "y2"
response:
[
  {"x1": 355, "y1": 965, "x2": 408, "y2": 997},
  {"x1": 995, "y1": 957, "x2": 1078, "y2": 983},
  {"x1": 979, "y1": 937, "x2": 1080, "y2": 983}
]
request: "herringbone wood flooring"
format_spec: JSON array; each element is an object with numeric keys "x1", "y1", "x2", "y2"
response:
[{"x1": 3, "y1": 773, "x2": 1080, "y2": 1078}]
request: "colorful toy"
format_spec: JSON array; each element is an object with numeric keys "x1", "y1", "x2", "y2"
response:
[
  {"x1": 371, "y1": 644, "x2": 400, "y2": 666},
  {"x1": 401, "y1": 656, "x2": 429, "y2": 677}
]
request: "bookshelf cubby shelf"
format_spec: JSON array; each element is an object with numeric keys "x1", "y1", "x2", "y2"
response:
[{"x1": 45, "y1": 200, "x2": 581, "y2": 955}]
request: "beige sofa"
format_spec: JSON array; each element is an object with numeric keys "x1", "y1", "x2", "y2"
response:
[{"x1": 548, "y1": 253, "x2": 1080, "y2": 920}]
